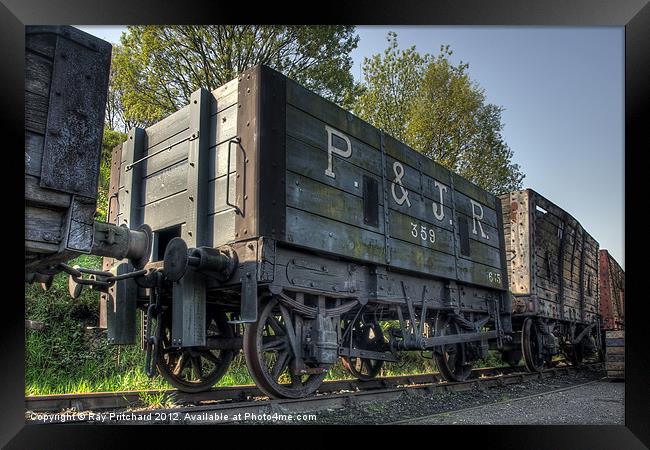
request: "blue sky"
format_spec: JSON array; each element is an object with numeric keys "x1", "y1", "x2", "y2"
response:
[{"x1": 76, "y1": 25, "x2": 624, "y2": 268}]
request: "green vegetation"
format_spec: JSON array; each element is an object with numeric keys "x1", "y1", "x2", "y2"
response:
[
  {"x1": 109, "y1": 25, "x2": 359, "y2": 129},
  {"x1": 25, "y1": 255, "x2": 167, "y2": 395}
]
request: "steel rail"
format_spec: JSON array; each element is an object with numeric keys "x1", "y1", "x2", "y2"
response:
[
  {"x1": 26, "y1": 362, "x2": 601, "y2": 416},
  {"x1": 26, "y1": 363, "x2": 602, "y2": 424}
]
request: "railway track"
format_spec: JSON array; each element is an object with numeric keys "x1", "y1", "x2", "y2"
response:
[{"x1": 26, "y1": 362, "x2": 603, "y2": 422}]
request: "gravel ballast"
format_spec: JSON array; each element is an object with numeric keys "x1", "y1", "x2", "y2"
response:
[
  {"x1": 233, "y1": 370, "x2": 611, "y2": 425},
  {"x1": 403, "y1": 379, "x2": 624, "y2": 425}
]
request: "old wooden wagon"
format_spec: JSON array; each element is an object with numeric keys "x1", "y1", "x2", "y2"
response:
[
  {"x1": 83, "y1": 65, "x2": 513, "y2": 397},
  {"x1": 25, "y1": 26, "x2": 111, "y2": 281},
  {"x1": 500, "y1": 189, "x2": 601, "y2": 370},
  {"x1": 25, "y1": 26, "x2": 153, "y2": 286},
  {"x1": 598, "y1": 249, "x2": 624, "y2": 331},
  {"x1": 599, "y1": 249, "x2": 624, "y2": 379}
]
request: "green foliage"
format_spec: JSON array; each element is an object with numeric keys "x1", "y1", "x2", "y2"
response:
[
  {"x1": 352, "y1": 32, "x2": 431, "y2": 143},
  {"x1": 25, "y1": 254, "x2": 170, "y2": 395},
  {"x1": 95, "y1": 128, "x2": 126, "y2": 222},
  {"x1": 112, "y1": 26, "x2": 359, "y2": 127},
  {"x1": 353, "y1": 33, "x2": 524, "y2": 195}
]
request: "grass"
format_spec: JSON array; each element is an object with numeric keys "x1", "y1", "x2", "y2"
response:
[
  {"x1": 138, "y1": 391, "x2": 175, "y2": 409},
  {"x1": 25, "y1": 257, "x2": 508, "y2": 395}
]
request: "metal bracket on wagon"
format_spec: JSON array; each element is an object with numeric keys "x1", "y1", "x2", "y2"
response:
[{"x1": 162, "y1": 237, "x2": 238, "y2": 283}]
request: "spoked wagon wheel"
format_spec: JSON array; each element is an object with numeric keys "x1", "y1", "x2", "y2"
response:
[
  {"x1": 156, "y1": 305, "x2": 235, "y2": 393},
  {"x1": 341, "y1": 319, "x2": 385, "y2": 381},
  {"x1": 521, "y1": 317, "x2": 546, "y2": 372},
  {"x1": 433, "y1": 316, "x2": 473, "y2": 382},
  {"x1": 243, "y1": 296, "x2": 328, "y2": 399}
]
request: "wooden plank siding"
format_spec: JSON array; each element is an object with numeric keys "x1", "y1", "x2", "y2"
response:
[
  {"x1": 599, "y1": 249, "x2": 625, "y2": 331},
  {"x1": 114, "y1": 81, "x2": 239, "y2": 248},
  {"x1": 283, "y1": 77, "x2": 506, "y2": 290},
  {"x1": 501, "y1": 189, "x2": 599, "y2": 324}
]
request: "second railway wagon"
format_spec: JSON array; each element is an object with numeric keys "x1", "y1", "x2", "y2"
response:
[
  {"x1": 500, "y1": 189, "x2": 601, "y2": 371},
  {"x1": 76, "y1": 65, "x2": 512, "y2": 398},
  {"x1": 25, "y1": 26, "x2": 153, "y2": 288}
]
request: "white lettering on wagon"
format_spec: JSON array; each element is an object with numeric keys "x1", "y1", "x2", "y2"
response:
[
  {"x1": 470, "y1": 199, "x2": 489, "y2": 240},
  {"x1": 324, "y1": 125, "x2": 352, "y2": 179},
  {"x1": 432, "y1": 181, "x2": 447, "y2": 221},
  {"x1": 391, "y1": 161, "x2": 411, "y2": 207}
]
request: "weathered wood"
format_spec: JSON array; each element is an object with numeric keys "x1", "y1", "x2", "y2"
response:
[
  {"x1": 25, "y1": 206, "x2": 64, "y2": 245},
  {"x1": 26, "y1": 32, "x2": 56, "y2": 59},
  {"x1": 286, "y1": 171, "x2": 385, "y2": 235},
  {"x1": 207, "y1": 173, "x2": 236, "y2": 215},
  {"x1": 142, "y1": 160, "x2": 188, "y2": 206},
  {"x1": 599, "y1": 249, "x2": 624, "y2": 331},
  {"x1": 25, "y1": 174, "x2": 71, "y2": 208},
  {"x1": 25, "y1": 51, "x2": 52, "y2": 97},
  {"x1": 142, "y1": 190, "x2": 187, "y2": 231},
  {"x1": 209, "y1": 78, "x2": 239, "y2": 115},
  {"x1": 25, "y1": 132, "x2": 44, "y2": 176},
  {"x1": 285, "y1": 206, "x2": 385, "y2": 264},
  {"x1": 140, "y1": 131, "x2": 190, "y2": 178},
  {"x1": 207, "y1": 103, "x2": 238, "y2": 148},
  {"x1": 286, "y1": 104, "x2": 383, "y2": 176},
  {"x1": 606, "y1": 330, "x2": 625, "y2": 339},
  {"x1": 144, "y1": 105, "x2": 190, "y2": 152},
  {"x1": 286, "y1": 135, "x2": 381, "y2": 203},
  {"x1": 502, "y1": 189, "x2": 600, "y2": 324},
  {"x1": 208, "y1": 140, "x2": 237, "y2": 181},
  {"x1": 25, "y1": 91, "x2": 48, "y2": 134},
  {"x1": 286, "y1": 78, "x2": 381, "y2": 150}
]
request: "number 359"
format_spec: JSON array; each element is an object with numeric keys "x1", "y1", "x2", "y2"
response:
[{"x1": 410, "y1": 222, "x2": 436, "y2": 243}]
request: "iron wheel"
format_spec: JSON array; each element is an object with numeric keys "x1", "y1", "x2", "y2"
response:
[
  {"x1": 243, "y1": 296, "x2": 328, "y2": 399},
  {"x1": 433, "y1": 316, "x2": 473, "y2": 382},
  {"x1": 156, "y1": 305, "x2": 235, "y2": 393}
]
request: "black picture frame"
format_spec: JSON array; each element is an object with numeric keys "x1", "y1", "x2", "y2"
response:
[{"x1": 1, "y1": 0, "x2": 647, "y2": 447}]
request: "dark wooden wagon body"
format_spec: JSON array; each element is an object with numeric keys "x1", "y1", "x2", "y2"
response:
[
  {"x1": 104, "y1": 65, "x2": 511, "y2": 349},
  {"x1": 598, "y1": 249, "x2": 624, "y2": 331},
  {"x1": 500, "y1": 189, "x2": 600, "y2": 325},
  {"x1": 25, "y1": 26, "x2": 111, "y2": 280}
]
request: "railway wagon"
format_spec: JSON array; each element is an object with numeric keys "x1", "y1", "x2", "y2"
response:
[
  {"x1": 25, "y1": 26, "x2": 111, "y2": 282},
  {"x1": 500, "y1": 189, "x2": 601, "y2": 371},
  {"x1": 82, "y1": 65, "x2": 513, "y2": 398},
  {"x1": 25, "y1": 26, "x2": 153, "y2": 287},
  {"x1": 598, "y1": 249, "x2": 624, "y2": 331}
]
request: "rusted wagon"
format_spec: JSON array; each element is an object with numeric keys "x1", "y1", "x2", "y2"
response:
[
  {"x1": 25, "y1": 26, "x2": 153, "y2": 286},
  {"x1": 73, "y1": 65, "x2": 513, "y2": 397},
  {"x1": 500, "y1": 189, "x2": 602, "y2": 370},
  {"x1": 598, "y1": 249, "x2": 624, "y2": 331}
]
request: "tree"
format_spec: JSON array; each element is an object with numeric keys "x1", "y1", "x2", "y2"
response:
[
  {"x1": 353, "y1": 33, "x2": 524, "y2": 194},
  {"x1": 352, "y1": 32, "x2": 430, "y2": 143},
  {"x1": 112, "y1": 25, "x2": 359, "y2": 126},
  {"x1": 105, "y1": 45, "x2": 137, "y2": 133},
  {"x1": 96, "y1": 128, "x2": 127, "y2": 222}
]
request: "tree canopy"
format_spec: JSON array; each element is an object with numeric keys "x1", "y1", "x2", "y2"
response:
[
  {"x1": 352, "y1": 32, "x2": 524, "y2": 195},
  {"x1": 110, "y1": 25, "x2": 359, "y2": 128}
]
